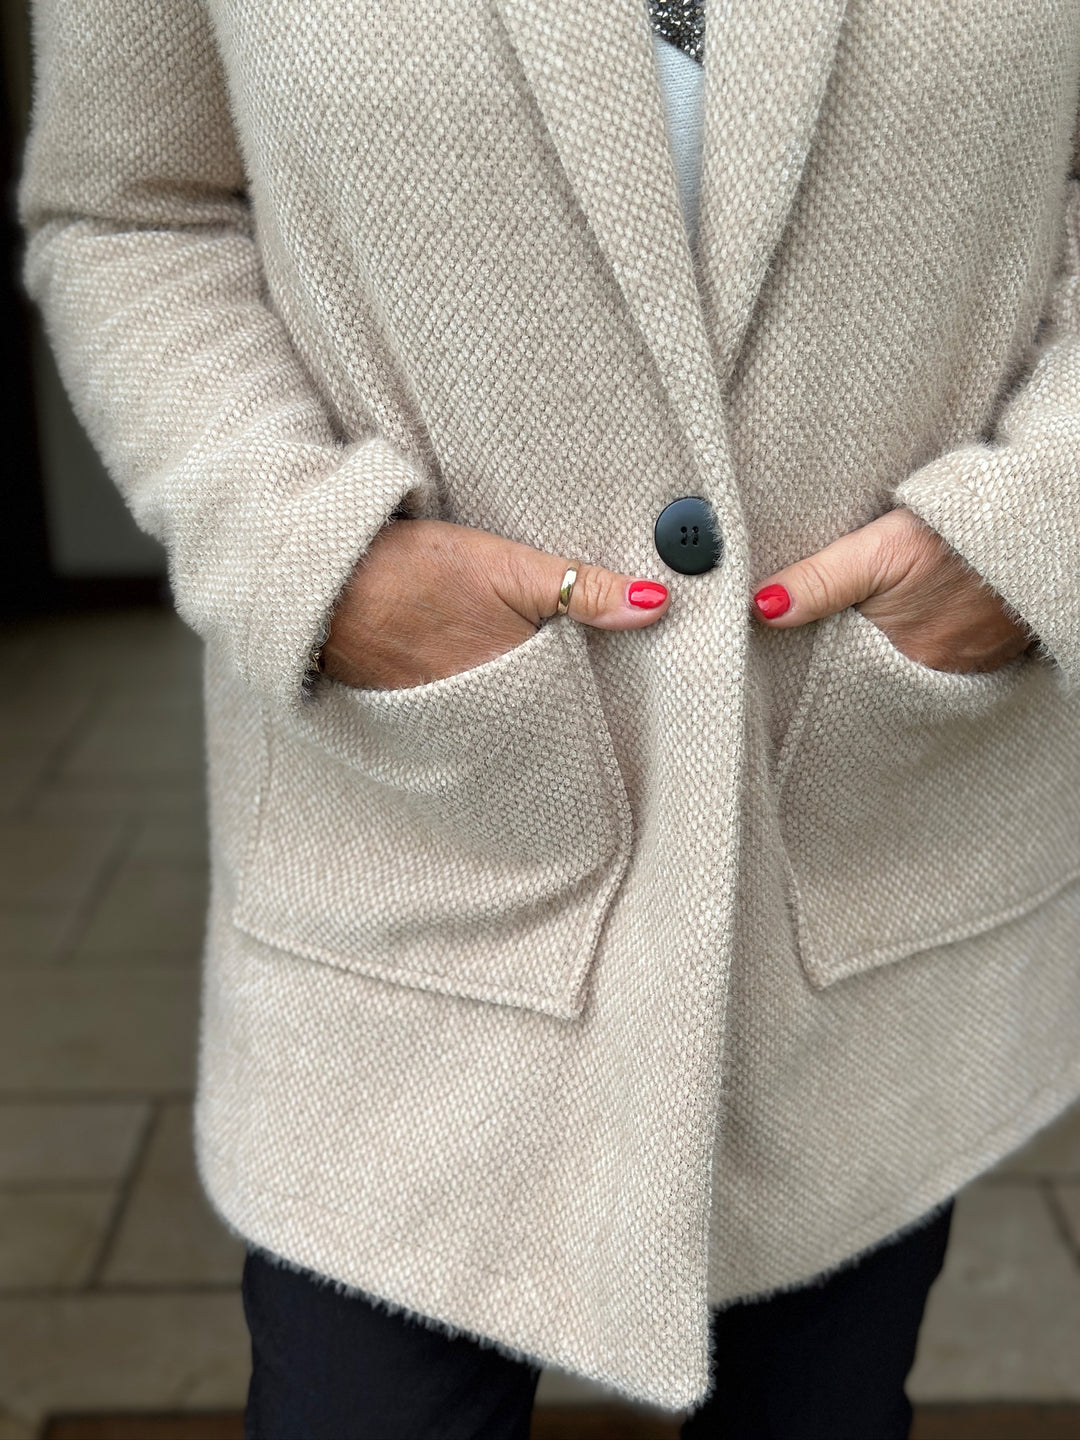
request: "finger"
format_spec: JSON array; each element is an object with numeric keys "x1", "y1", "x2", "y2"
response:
[
  {"x1": 497, "y1": 545, "x2": 671, "y2": 632},
  {"x1": 751, "y1": 513, "x2": 915, "y2": 629},
  {"x1": 567, "y1": 562, "x2": 671, "y2": 630}
]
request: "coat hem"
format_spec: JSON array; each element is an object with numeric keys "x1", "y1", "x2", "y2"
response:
[
  {"x1": 196, "y1": 1053, "x2": 1080, "y2": 1410},
  {"x1": 707, "y1": 1051, "x2": 1080, "y2": 1310},
  {"x1": 196, "y1": 1134, "x2": 706, "y2": 1412}
]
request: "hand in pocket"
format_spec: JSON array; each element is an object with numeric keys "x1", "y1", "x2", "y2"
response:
[
  {"x1": 323, "y1": 518, "x2": 671, "y2": 690},
  {"x1": 750, "y1": 507, "x2": 1033, "y2": 674}
]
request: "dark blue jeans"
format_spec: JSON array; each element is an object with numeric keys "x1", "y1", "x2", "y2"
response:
[{"x1": 243, "y1": 1202, "x2": 952, "y2": 1440}]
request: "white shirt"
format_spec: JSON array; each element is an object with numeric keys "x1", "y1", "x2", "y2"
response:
[{"x1": 651, "y1": 32, "x2": 705, "y2": 249}]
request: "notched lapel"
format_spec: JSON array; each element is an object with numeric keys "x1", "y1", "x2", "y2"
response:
[
  {"x1": 698, "y1": 0, "x2": 849, "y2": 383},
  {"x1": 494, "y1": 0, "x2": 725, "y2": 455}
]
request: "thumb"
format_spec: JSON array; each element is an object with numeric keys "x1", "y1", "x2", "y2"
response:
[
  {"x1": 751, "y1": 513, "x2": 914, "y2": 628},
  {"x1": 500, "y1": 545, "x2": 671, "y2": 632}
]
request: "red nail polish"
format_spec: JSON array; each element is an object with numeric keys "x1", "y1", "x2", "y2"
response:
[
  {"x1": 628, "y1": 580, "x2": 668, "y2": 610},
  {"x1": 753, "y1": 584, "x2": 791, "y2": 620}
]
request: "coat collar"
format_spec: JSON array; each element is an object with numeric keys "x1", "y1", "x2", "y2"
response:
[{"x1": 495, "y1": 0, "x2": 848, "y2": 432}]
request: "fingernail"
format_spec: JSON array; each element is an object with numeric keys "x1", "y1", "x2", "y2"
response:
[
  {"x1": 628, "y1": 580, "x2": 668, "y2": 610},
  {"x1": 753, "y1": 584, "x2": 791, "y2": 620}
]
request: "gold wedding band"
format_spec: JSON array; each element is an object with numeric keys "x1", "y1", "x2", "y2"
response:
[{"x1": 556, "y1": 563, "x2": 580, "y2": 617}]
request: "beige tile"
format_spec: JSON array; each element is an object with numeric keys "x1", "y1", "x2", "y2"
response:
[
  {"x1": 1053, "y1": 1182, "x2": 1080, "y2": 1253},
  {"x1": 72, "y1": 859, "x2": 208, "y2": 967},
  {"x1": 104, "y1": 1103, "x2": 244, "y2": 1287},
  {"x1": 0, "y1": 1189, "x2": 115, "y2": 1289},
  {"x1": 0, "y1": 910, "x2": 74, "y2": 966},
  {"x1": 129, "y1": 816, "x2": 209, "y2": 865},
  {"x1": 0, "y1": 677, "x2": 95, "y2": 749},
  {"x1": 29, "y1": 780, "x2": 205, "y2": 826},
  {"x1": 909, "y1": 1182, "x2": 1080, "y2": 1400},
  {"x1": 994, "y1": 1103, "x2": 1080, "y2": 1179},
  {"x1": 0, "y1": 1408, "x2": 36, "y2": 1440},
  {"x1": 62, "y1": 693, "x2": 204, "y2": 784},
  {"x1": 108, "y1": 670, "x2": 203, "y2": 709},
  {"x1": 0, "y1": 970, "x2": 199, "y2": 1095},
  {"x1": 26, "y1": 611, "x2": 200, "y2": 695},
  {"x1": 0, "y1": 1102, "x2": 147, "y2": 1184},
  {"x1": 0, "y1": 739, "x2": 59, "y2": 820},
  {"x1": 535, "y1": 1371, "x2": 613, "y2": 1405},
  {"x1": 0, "y1": 1291, "x2": 249, "y2": 1426},
  {"x1": 0, "y1": 628, "x2": 36, "y2": 673},
  {"x1": 0, "y1": 821, "x2": 123, "y2": 908}
]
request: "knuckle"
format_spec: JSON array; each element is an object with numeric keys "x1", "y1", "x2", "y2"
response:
[
  {"x1": 867, "y1": 529, "x2": 904, "y2": 590},
  {"x1": 882, "y1": 524, "x2": 924, "y2": 576},
  {"x1": 493, "y1": 546, "x2": 546, "y2": 618},
  {"x1": 573, "y1": 564, "x2": 617, "y2": 618},
  {"x1": 501, "y1": 547, "x2": 538, "y2": 599},
  {"x1": 797, "y1": 556, "x2": 839, "y2": 613},
  {"x1": 878, "y1": 511, "x2": 946, "y2": 588}
]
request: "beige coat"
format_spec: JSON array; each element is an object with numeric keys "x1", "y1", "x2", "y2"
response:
[{"x1": 21, "y1": 0, "x2": 1080, "y2": 1410}]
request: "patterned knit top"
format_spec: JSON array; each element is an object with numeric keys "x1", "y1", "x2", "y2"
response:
[{"x1": 646, "y1": 0, "x2": 705, "y2": 62}]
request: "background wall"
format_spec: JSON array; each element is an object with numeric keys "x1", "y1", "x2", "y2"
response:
[
  {"x1": 1, "y1": 1, "x2": 164, "y2": 610},
  {"x1": 30, "y1": 332, "x2": 166, "y2": 580}
]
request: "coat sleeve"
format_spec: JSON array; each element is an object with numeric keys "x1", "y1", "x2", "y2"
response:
[
  {"x1": 19, "y1": 0, "x2": 437, "y2": 710},
  {"x1": 894, "y1": 124, "x2": 1080, "y2": 683}
]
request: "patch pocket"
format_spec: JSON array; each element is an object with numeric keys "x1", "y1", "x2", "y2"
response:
[
  {"x1": 777, "y1": 608, "x2": 1080, "y2": 988},
  {"x1": 232, "y1": 619, "x2": 632, "y2": 1018}
]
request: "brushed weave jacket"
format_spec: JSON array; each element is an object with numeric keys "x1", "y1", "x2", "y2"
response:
[{"x1": 20, "y1": 0, "x2": 1080, "y2": 1410}]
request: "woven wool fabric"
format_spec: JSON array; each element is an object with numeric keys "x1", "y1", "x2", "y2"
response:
[{"x1": 19, "y1": 0, "x2": 1080, "y2": 1411}]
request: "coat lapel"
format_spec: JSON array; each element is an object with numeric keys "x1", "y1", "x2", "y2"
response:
[
  {"x1": 494, "y1": 0, "x2": 723, "y2": 455},
  {"x1": 698, "y1": 0, "x2": 849, "y2": 383},
  {"x1": 495, "y1": 0, "x2": 848, "y2": 436}
]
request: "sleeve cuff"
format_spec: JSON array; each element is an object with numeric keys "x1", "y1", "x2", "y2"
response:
[
  {"x1": 245, "y1": 435, "x2": 439, "y2": 710},
  {"x1": 894, "y1": 438, "x2": 1080, "y2": 684}
]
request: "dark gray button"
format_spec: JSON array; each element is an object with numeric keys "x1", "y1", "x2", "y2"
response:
[{"x1": 654, "y1": 496, "x2": 722, "y2": 575}]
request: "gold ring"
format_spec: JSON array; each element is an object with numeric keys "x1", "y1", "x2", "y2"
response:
[{"x1": 556, "y1": 563, "x2": 580, "y2": 617}]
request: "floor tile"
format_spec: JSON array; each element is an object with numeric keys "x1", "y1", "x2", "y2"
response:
[
  {"x1": 129, "y1": 818, "x2": 209, "y2": 866},
  {"x1": 0, "y1": 1190, "x2": 115, "y2": 1289},
  {"x1": 995, "y1": 1104, "x2": 1080, "y2": 1179},
  {"x1": 41, "y1": 1419, "x2": 245, "y2": 1440},
  {"x1": 0, "y1": 682, "x2": 97, "y2": 787},
  {"x1": 0, "y1": 971, "x2": 199, "y2": 1096},
  {"x1": 0, "y1": 1103, "x2": 148, "y2": 1184},
  {"x1": 72, "y1": 861, "x2": 207, "y2": 968},
  {"x1": 523, "y1": 1408, "x2": 679, "y2": 1440},
  {"x1": 0, "y1": 1409, "x2": 35, "y2": 1440},
  {"x1": 911, "y1": 1407, "x2": 1080, "y2": 1440},
  {"x1": 0, "y1": 910, "x2": 76, "y2": 967},
  {"x1": 29, "y1": 613, "x2": 200, "y2": 696},
  {"x1": 0, "y1": 626, "x2": 36, "y2": 671},
  {"x1": 1052, "y1": 1183, "x2": 1080, "y2": 1254},
  {"x1": 0, "y1": 674, "x2": 94, "y2": 733},
  {"x1": 61, "y1": 695, "x2": 203, "y2": 785},
  {"x1": 536, "y1": 1372, "x2": 612, "y2": 1405},
  {"x1": 103, "y1": 1104, "x2": 244, "y2": 1288},
  {"x1": 909, "y1": 1182, "x2": 1080, "y2": 1400},
  {"x1": 0, "y1": 739, "x2": 61, "y2": 820},
  {"x1": 0, "y1": 1292, "x2": 249, "y2": 1427},
  {"x1": 0, "y1": 822, "x2": 124, "y2": 909},
  {"x1": 29, "y1": 782, "x2": 205, "y2": 826}
]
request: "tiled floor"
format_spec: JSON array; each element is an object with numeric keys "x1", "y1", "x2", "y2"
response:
[{"x1": 0, "y1": 606, "x2": 1078, "y2": 1438}]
